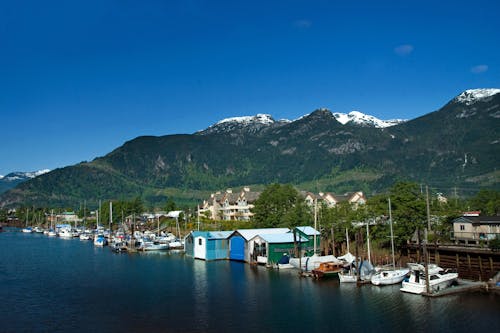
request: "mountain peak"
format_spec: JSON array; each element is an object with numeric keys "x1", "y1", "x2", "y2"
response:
[
  {"x1": 332, "y1": 110, "x2": 405, "y2": 128},
  {"x1": 198, "y1": 114, "x2": 289, "y2": 135},
  {"x1": 216, "y1": 114, "x2": 275, "y2": 126},
  {"x1": 454, "y1": 88, "x2": 500, "y2": 105}
]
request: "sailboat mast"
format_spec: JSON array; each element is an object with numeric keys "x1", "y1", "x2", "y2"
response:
[
  {"x1": 313, "y1": 198, "x2": 317, "y2": 255},
  {"x1": 366, "y1": 222, "x2": 371, "y2": 265},
  {"x1": 109, "y1": 201, "x2": 113, "y2": 232},
  {"x1": 345, "y1": 228, "x2": 350, "y2": 253},
  {"x1": 388, "y1": 198, "x2": 396, "y2": 269}
]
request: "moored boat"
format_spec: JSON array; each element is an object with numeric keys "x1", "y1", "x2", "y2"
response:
[
  {"x1": 371, "y1": 268, "x2": 410, "y2": 286},
  {"x1": 400, "y1": 263, "x2": 458, "y2": 294},
  {"x1": 311, "y1": 261, "x2": 344, "y2": 279}
]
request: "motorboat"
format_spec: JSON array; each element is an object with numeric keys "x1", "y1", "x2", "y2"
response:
[
  {"x1": 58, "y1": 228, "x2": 73, "y2": 238},
  {"x1": 137, "y1": 238, "x2": 169, "y2": 251},
  {"x1": 94, "y1": 234, "x2": 108, "y2": 247},
  {"x1": 79, "y1": 233, "x2": 92, "y2": 241},
  {"x1": 400, "y1": 263, "x2": 458, "y2": 294},
  {"x1": 311, "y1": 261, "x2": 345, "y2": 279},
  {"x1": 371, "y1": 267, "x2": 410, "y2": 286},
  {"x1": 21, "y1": 227, "x2": 33, "y2": 233}
]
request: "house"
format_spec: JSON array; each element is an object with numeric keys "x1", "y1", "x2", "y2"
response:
[
  {"x1": 319, "y1": 191, "x2": 366, "y2": 208},
  {"x1": 249, "y1": 233, "x2": 308, "y2": 265},
  {"x1": 294, "y1": 226, "x2": 321, "y2": 256},
  {"x1": 200, "y1": 187, "x2": 260, "y2": 221},
  {"x1": 228, "y1": 228, "x2": 290, "y2": 262},
  {"x1": 184, "y1": 231, "x2": 233, "y2": 260},
  {"x1": 201, "y1": 188, "x2": 366, "y2": 222},
  {"x1": 452, "y1": 212, "x2": 500, "y2": 245}
]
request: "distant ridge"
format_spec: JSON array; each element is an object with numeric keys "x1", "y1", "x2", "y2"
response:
[{"x1": 1, "y1": 89, "x2": 498, "y2": 208}]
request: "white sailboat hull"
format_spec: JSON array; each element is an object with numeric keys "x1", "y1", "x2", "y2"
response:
[{"x1": 371, "y1": 268, "x2": 410, "y2": 286}]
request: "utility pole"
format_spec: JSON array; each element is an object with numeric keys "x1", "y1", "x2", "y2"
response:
[{"x1": 426, "y1": 185, "x2": 431, "y2": 232}]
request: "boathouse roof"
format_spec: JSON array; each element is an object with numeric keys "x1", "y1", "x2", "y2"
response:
[
  {"x1": 295, "y1": 226, "x2": 320, "y2": 236},
  {"x1": 234, "y1": 228, "x2": 290, "y2": 241},
  {"x1": 256, "y1": 233, "x2": 308, "y2": 244}
]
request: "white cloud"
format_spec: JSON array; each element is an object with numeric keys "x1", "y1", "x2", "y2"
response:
[
  {"x1": 394, "y1": 44, "x2": 414, "y2": 56},
  {"x1": 470, "y1": 64, "x2": 488, "y2": 74},
  {"x1": 294, "y1": 19, "x2": 312, "y2": 29}
]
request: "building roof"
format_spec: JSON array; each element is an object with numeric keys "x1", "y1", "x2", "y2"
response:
[
  {"x1": 233, "y1": 228, "x2": 290, "y2": 241},
  {"x1": 295, "y1": 226, "x2": 320, "y2": 236},
  {"x1": 453, "y1": 216, "x2": 500, "y2": 225},
  {"x1": 189, "y1": 230, "x2": 233, "y2": 239},
  {"x1": 256, "y1": 233, "x2": 308, "y2": 244}
]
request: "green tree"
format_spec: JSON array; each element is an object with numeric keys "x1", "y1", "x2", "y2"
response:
[
  {"x1": 253, "y1": 183, "x2": 301, "y2": 228},
  {"x1": 468, "y1": 189, "x2": 500, "y2": 215},
  {"x1": 165, "y1": 198, "x2": 177, "y2": 212},
  {"x1": 388, "y1": 182, "x2": 427, "y2": 247}
]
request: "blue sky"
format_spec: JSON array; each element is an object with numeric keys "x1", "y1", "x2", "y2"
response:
[{"x1": 1, "y1": 0, "x2": 499, "y2": 175}]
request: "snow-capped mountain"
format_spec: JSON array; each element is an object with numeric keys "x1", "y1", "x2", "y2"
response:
[
  {"x1": 0, "y1": 169, "x2": 50, "y2": 194},
  {"x1": 1, "y1": 169, "x2": 50, "y2": 181},
  {"x1": 200, "y1": 110, "x2": 405, "y2": 135},
  {"x1": 332, "y1": 110, "x2": 406, "y2": 128},
  {"x1": 198, "y1": 114, "x2": 290, "y2": 135},
  {"x1": 454, "y1": 88, "x2": 500, "y2": 105}
]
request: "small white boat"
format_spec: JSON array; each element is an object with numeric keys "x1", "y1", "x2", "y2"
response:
[
  {"x1": 21, "y1": 227, "x2": 33, "y2": 233},
  {"x1": 58, "y1": 228, "x2": 73, "y2": 238},
  {"x1": 33, "y1": 226, "x2": 44, "y2": 233},
  {"x1": 47, "y1": 229, "x2": 57, "y2": 237},
  {"x1": 79, "y1": 233, "x2": 92, "y2": 241},
  {"x1": 400, "y1": 263, "x2": 458, "y2": 294},
  {"x1": 168, "y1": 240, "x2": 184, "y2": 250},
  {"x1": 138, "y1": 238, "x2": 169, "y2": 251},
  {"x1": 338, "y1": 260, "x2": 375, "y2": 283},
  {"x1": 94, "y1": 234, "x2": 108, "y2": 247},
  {"x1": 371, "y1": 268, "x2": 410, "y2": 286}
]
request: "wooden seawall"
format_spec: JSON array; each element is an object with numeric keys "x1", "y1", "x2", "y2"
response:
[{"x1": 405, "y1": 244, "x2": 500, "y2": 281}]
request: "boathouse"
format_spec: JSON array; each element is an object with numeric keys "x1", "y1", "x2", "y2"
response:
[
  {"x1": 228, "y1": 228, "x2": 290, "y2": 262},
  {"x1": 249, "y1": 233, "x2": 308, "y2": 265},
  {"x1": 184, "y1": 231, "x2": 233, "y2": 261},
  {"x1": 294, "y1": 226, "x2": 320, "y2": 256}
]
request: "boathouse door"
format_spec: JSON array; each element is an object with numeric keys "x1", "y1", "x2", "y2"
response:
[
  {"x1": 230, "y1": 236, "x2": 245, "y2": 261},
  {"x1": 194, "y1": 236, "x2": 206, "y2": 260}
]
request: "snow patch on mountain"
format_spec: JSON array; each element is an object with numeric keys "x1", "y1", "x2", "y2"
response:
[
  {"x1": 217, "y1": 114, "x2": 275, "y2": 125},
  {"x1": 332, "y1": 110, "x2": 405, "y2": 128},
  {"x1": 455, "y1": 89, "x2": 500, "y2": 105},
  {"x1": 2, "y1": 169, "x2": 50, "y2": 182}
]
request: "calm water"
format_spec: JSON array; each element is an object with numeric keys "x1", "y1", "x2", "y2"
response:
[{"x1": 1, "y1": 229, "x2": 499, "y2": 333}]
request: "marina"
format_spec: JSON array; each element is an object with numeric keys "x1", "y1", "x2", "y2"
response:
[{"x1": 1, "y1": 228, "x2": 499, "y2": 332}]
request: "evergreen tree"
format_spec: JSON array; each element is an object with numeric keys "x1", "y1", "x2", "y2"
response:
[{"x1": 253, "y1": 183, "x2": 300, "y2": 228}]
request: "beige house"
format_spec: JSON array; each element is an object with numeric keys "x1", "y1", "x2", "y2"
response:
[
  {"x1": 201, "y1": 188, "x2": 367, "y2": 222},
  {"x1": 201, "y1": 187, "x2": 260, "y2": 221},
  {"x1": 303, "y1": 191, "x2": 367, "y2": 208},
  {"x1": 452, "y1": 212, "x2": 500, "y2": 245}
]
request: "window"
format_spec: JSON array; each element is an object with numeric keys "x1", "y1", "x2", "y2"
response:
[
  {"x1": 460, "y1": 225, "x2": 465, "y2": 231},
  {"x1": 198, "y1": 238, "x2": 202, "y2": 246}
]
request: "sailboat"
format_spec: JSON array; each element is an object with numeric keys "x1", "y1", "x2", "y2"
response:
[
  {"x1": 21, "y1": 208, "x2": 33, "y2": 233},
  {"x1": 339, "y1": 223, "x2": 376, "y2": 283},
  {"x1": 370, "y1": 198, "x2": 409, "y2": 286}
]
